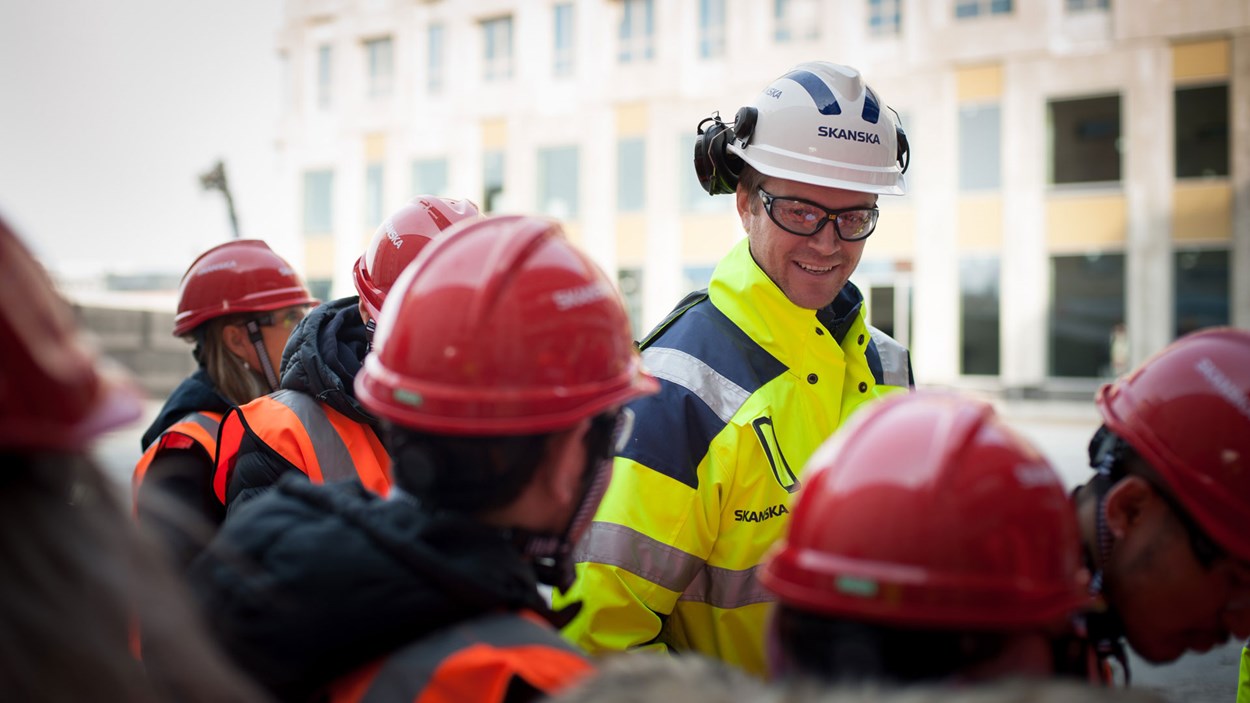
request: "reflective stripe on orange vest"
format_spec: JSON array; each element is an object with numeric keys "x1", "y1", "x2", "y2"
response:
[
  {"x1": 329, "y1": 611, "x2": 593, "y2": 703},
  {"x1": 132, "y1": 411, "x2": 223, "y2": 504},
  {"x1": 213, "y1": 389, "x2": 390, "y2": 505}
]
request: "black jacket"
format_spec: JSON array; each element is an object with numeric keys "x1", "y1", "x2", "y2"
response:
[
  {"x1": 140, "y1": 368, "x2": 232, "y2": 451},
  {"x1": 188, "y1": 476, "x2": 557, "y2": 703},
  {"x1": 225, "y1": 297, "x2": 376, "y2": 510}
]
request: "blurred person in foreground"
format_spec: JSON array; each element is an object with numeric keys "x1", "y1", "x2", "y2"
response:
[
  {"x1": 760, "y1": 391, "x2": 1094, "y2": 685},
  {"x1": 555, "y1": 59, "x2": 913, "y2": 676},
  {"x1": 542, "y1": 650, "x2": 1167, "y2": 703},
  {"x1": 0, "y1": 214, "x2": 267, "y2": 702},
  {"x1": 1073, "y1": 327, "x2": 1250, "y2": 682},
  {"x1": 133, "y1": 239, "x2": 316, "y2": 567},
  {"x1": 211, "y1": 196, "x2": 481, "y2": 514},
  {"x1": 190, "y1": 215, "x2": 658, "y2": 703}
]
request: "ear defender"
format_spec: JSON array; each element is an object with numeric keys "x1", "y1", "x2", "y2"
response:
[{"x1": 693, "y1": 107, "x2": 757, "y2": 196}]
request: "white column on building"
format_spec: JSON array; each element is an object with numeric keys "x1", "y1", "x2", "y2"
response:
[
  {"x1": 582, "y1": 104, "x2": 618, "y2": 277},
  {"x1": 1232, "y1": 31, "x2": 1250, "y2": 329},
  {"x1": 1124, "y1": 43, "x2": 1174, "y2": 363},
  {"x1": 909, "y1": 69, "x2": 961, "y2": 386},
  {"x1": 642, "y1": 113, "x2": 683, "y2": 333},
  {"x1": 999, "y1": 58, "x2": 1049, "y2": 391}
]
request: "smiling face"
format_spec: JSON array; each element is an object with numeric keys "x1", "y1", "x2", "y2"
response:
[{"x1": 737, "y1": 176, "x2": 877, "y2": 310}]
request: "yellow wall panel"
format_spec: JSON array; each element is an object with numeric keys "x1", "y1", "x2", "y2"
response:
[
  {"x1": 615, "y1": 214, "x2": 646, "y2": 265},
  {"x1": 1172, "y1": 39, "x2": 1230, "y2": 81},
  {"x1": 481, "y1": 119, "x2": 507, "y2": 149},
  {"x1": 303, "y1": 236, "x2": 336, "y2": 278},
  {"x1": 364, "y1": 133, "x2": 386, "y2": 161},
  {"x1": 956, "y1": 64, "x2": 1003, "y2": 102},
  {"x1": 562, "y1": 221, "x2": 584, "y2": 248},
  {"x1": 1046, "y1": 193, "x2": 1127, "y2": 251},
  {"x1": 957, "y1": 196, "x2": 1003, "y2": 251},
  {"x1": 681, "y1": 214, "x2": 740, "y2": 260},
  {"x1": 870, "y1": 205, "x2": 916, "y2": 259},
  {"x1": 1172, "y1": 181, "x2": 1232, "y2": 243},
  {"x1": 616, "y1": 102, "x2": 648, "y2": 136}
]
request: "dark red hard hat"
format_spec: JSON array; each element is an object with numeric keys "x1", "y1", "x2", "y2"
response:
[
  {"x1": 173, "y1": 239, "x2": 317, "y2": 336},
  {"x1": 353, "y1": 196, "x2": 482, "y2": 321},
  {"x1": 761, "y1": 391, "x2": 1090, "y2": 631},
  {"x1": 356, "y1": 214, "x2": 658, "y2": 435},
  {"x1": 0, "y1": 214, "x2": 143, "y2": 451},
  {"x1": 1096, "y1": 327, "x2": 1250, "y2": 562}
]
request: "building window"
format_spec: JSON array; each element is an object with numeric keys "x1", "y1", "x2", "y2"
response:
[
  {"x1": 1066, "y1": 0, "x2": 1109, "y2": 10},
  {"x1": 1175, "y1": 248, "x2": 1229, "y2": 337},
  {"x1": 681, "y1": 134, "x2": 733, "y2": 213},
  {"x1": 307, "y1": 278, "x2": 333, "y2": 302},
  {"x1": 1049, "y1": 252, "x2": 1125, "y2": 378},
  {"x1": 554, "y1": 3, "x2": 575, "y2": 77},
  {"x1": 955, "y1": 0, "x2": 1013, "y2": 18},
  {"x1": 619, "y1": 0, "x2": 654, "y2": 63},
  {"x1": 699, "y1": 0, "x2": 726, "y2": 59},
  {"x1": 537, "y1": 146, "x2": 579, "y2": 219},
  {"x1": 364, "y1": 163, "x2": 384, "y2": 227},
  {"x1": 959, "y1": 104, "x2": 1001, "y2": 191},
  {"x1": 775, "y1": 0, "x2": 819, "y2": 42},
  {"x1": 412, "y1": 158, "x2": 448, "y2": 197},
  {"x1": 682, "y1": 265, "x2": 716, "y2": 294},
  {"x1": 482, "y1": 16, "x2": 513, "y2": 82},
  {"x1": 617, "y1": 138, "x2": 645, "y2": 212},
  {"x1": 483, "y1": 150, "x2": 505, "y2": 212},
  {"x1": 1175, "y1": 85, "x2": 1229, "y2": 179},
  {"x1": 868, "y1": 0, "x2": 901, "y2": 36},
  {"x1": 618, "y1": 268, "x2": 644, "y2": 340},
  {"x1": 1049, "y1": 94, "x2": 1121, "y2": 185},
  {"x1": 316, "y1": 45, "x2": 332, "y2": 108},
  {"x1": 428, "y1": 24, "x2": 445, "y2": 93},
  {"x1": 960, "y1": 257, "x2": 1000, "y2": 375},
  {"x1": 303, "y1": 170, "x2": 334, "y2": 235},
  {"x1": 364, "y1": 37, "x2": 393, "y2": 98}
]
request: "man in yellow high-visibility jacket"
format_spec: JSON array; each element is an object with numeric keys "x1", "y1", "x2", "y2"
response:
[{"x1": 553, "y1": 61, "x2": 913, "y2": 675}]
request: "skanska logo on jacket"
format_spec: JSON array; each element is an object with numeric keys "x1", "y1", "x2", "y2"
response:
[
  {"x1": 734, "y1": 503, "x2": 789, "y2": 523},
  {"x1": 817, "y1": 126, "x2": 881, "y2": 144}
]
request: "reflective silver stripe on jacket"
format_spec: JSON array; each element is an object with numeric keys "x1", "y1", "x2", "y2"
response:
[
  {"x1": 641, "y1": 346, "x2": 750, "y2": 424},
  {"x1": 577, "y1": 521, "x2": 771, "y2": 610},
  {"x1": 269, "y1": 389, "x2": 356, "y2": 482},
  {"x1": 172, "y1": 412, "x2": 220, "y2": 440},
  {"x1": 868, "y1": 325, "x2": 911, "y2": 388}
]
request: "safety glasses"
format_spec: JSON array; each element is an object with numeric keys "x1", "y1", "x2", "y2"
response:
[
  {"x1": 254, "y1": 305, "x2": 310, "y2": 331},
  {"x1": 758, "y1": 188, "x2": 879, "y2": 240}
]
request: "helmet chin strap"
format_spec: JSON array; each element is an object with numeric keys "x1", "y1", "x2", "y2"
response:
[
  {"x1": 244, "y1": 319, "x2": 281, "y2": 392},
  {"x1": 364, "y1": 317, "x2": 377, "y2": 353}
]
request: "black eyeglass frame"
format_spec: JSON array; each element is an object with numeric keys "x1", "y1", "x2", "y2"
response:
[{"x1": 757, "y1": 188, "x2": 880, "y2": 241}]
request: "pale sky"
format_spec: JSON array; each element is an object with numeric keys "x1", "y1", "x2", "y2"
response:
[{"x1": 0, "y1": 0, "x2": 294, "y2": 281}]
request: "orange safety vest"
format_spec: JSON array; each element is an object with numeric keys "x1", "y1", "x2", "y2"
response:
[
  {"x1": 132, "y1": 411, "x2": 223, "y2": 505},
  {"x1": 213, "y1": 389, "x2": 390, "y2": 505},
  {"x1": 329, "y1": 611, "x2": 593, "y2": 703}
]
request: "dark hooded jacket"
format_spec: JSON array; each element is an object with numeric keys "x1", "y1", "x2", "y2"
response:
[
  {"x1": 141, "y1": 368, "x2": 232, "y2": 451},
  {"x1": 188, "y1": 476, "x2": 560, "y2": 703},
  {"x1": 224, "y1": 297, "x2": 377, "y2": 509}
]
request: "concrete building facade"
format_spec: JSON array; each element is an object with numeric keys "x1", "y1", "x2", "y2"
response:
[{"x1": 271, "y1": 0, "x2": 1248, "y2": 396}]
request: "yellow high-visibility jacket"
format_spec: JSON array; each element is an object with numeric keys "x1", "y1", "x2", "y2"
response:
[
  {"x1": 554, "y1": 238, "x2": 912, "y2": 675},
  {"x1": 1238, "y1": 640, "x2": 1249, "y2": 703}
]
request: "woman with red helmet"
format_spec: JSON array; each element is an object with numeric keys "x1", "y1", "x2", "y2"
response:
[
  {"x1": 1074, "y1": 327, "x2": 1250, "y2": 680},
  {"x1": 211, "y1": 196, "x2": 481, "y2": 513},
  {"x1": 0, "y1": 214, "x2": 266, "y2": 701},
  {"x1": 189, "y1": 215, "x2": 658, "y2": 703},
  {"x1": 760, "y1": 391, "x2": 1092, "y2": 685},
  {"x1": 133, "y1": 239, "x2": 316, "y2": 566}
]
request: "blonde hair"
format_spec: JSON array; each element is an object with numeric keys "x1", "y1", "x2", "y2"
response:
[{"x1": 191, "y1": 315, "x2": 270, "y2": 405}]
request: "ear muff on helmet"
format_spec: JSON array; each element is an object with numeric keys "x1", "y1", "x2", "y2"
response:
[
  {"x1": 892, "y1": 108, "x2": 910, "y2": 176},
  {"x1": 693, "y1": 107, "x2": 757, "y2": 196}
]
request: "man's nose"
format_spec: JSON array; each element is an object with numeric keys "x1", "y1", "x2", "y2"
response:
[{"x1": 807, "y1": 220, "x2": 840, "y2": 255}]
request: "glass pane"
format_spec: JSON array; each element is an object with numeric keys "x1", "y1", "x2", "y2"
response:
[
  {"x1": 960, "y1": 257, "x2": 1000, "y2": 375},
  {"x1": 959, "y1": 104, "x2": 1001, "y2": 191},
  {"x1": 483, "y1": 150, "x2": 505, "y2": 212},
  {"x1": 618, "y1": 268, "x2": 644, "y2": 340},
  {"x1": 428, "y1": 25, "x2": 444, "y2": 92},
  {"x1": 412, "y1": 158, "x2": 448, "y2": 197},
  {"x1": 303, "y1": 170, "x2": 334, "y2": 234},
  {"x1": 618, "y1": 138, "x2": 645, "y2": 212},
  {"x1": 364, "y1": 163, "x2": 383, "y2": 227},
  {"x1": 537, "y1": 146, "x2": 579, "y2": 218},
  {"x1": 1175, "y1": 85, "x2": 1229, "y2": 178},
  {"x1": 1049, "y1": 95, "x2": 1121, "y2": 184},
  {"x1": 1049, "y1": 253, "x2": 1125, "y2": 378},
  {"x1": 1175, "y1": 248, "x2": 1230, "y2": 337}
]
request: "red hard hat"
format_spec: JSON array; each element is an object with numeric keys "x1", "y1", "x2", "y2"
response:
[
  {"x1": 173, "y1": 239, "x2": 317, "y2": 336},
  {"x1": 761, "y1": 391, "x2": 1090, "y2": 631},
  {"x1": 1096, "y1": 327, "x2": 1250, "y2": 562},
  {"x1": 0, "y1": 214, "x2": 143, "y2": 452},
  {"x1": 353, "y1": 196, "x2": 482, "y2": 321},
  {"x1": 356, "y1": 214, "x2": 659, "y2": 435}
]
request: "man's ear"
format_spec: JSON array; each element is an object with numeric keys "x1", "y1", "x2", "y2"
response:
[
  {"x1": 1103, "y1": 476, "x2": 1159, "y2": 540},
  {"x1": 735, "y1": 185, "x2": 754, "y2": 226}
]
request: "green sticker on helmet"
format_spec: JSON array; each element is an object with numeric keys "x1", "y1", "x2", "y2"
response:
[
  {"x1": 835, "y1": 575, "x2": 879, "y2": 598},
  {"x1": 393, "y1": 389, "x2": 423, "y2": 407}
]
